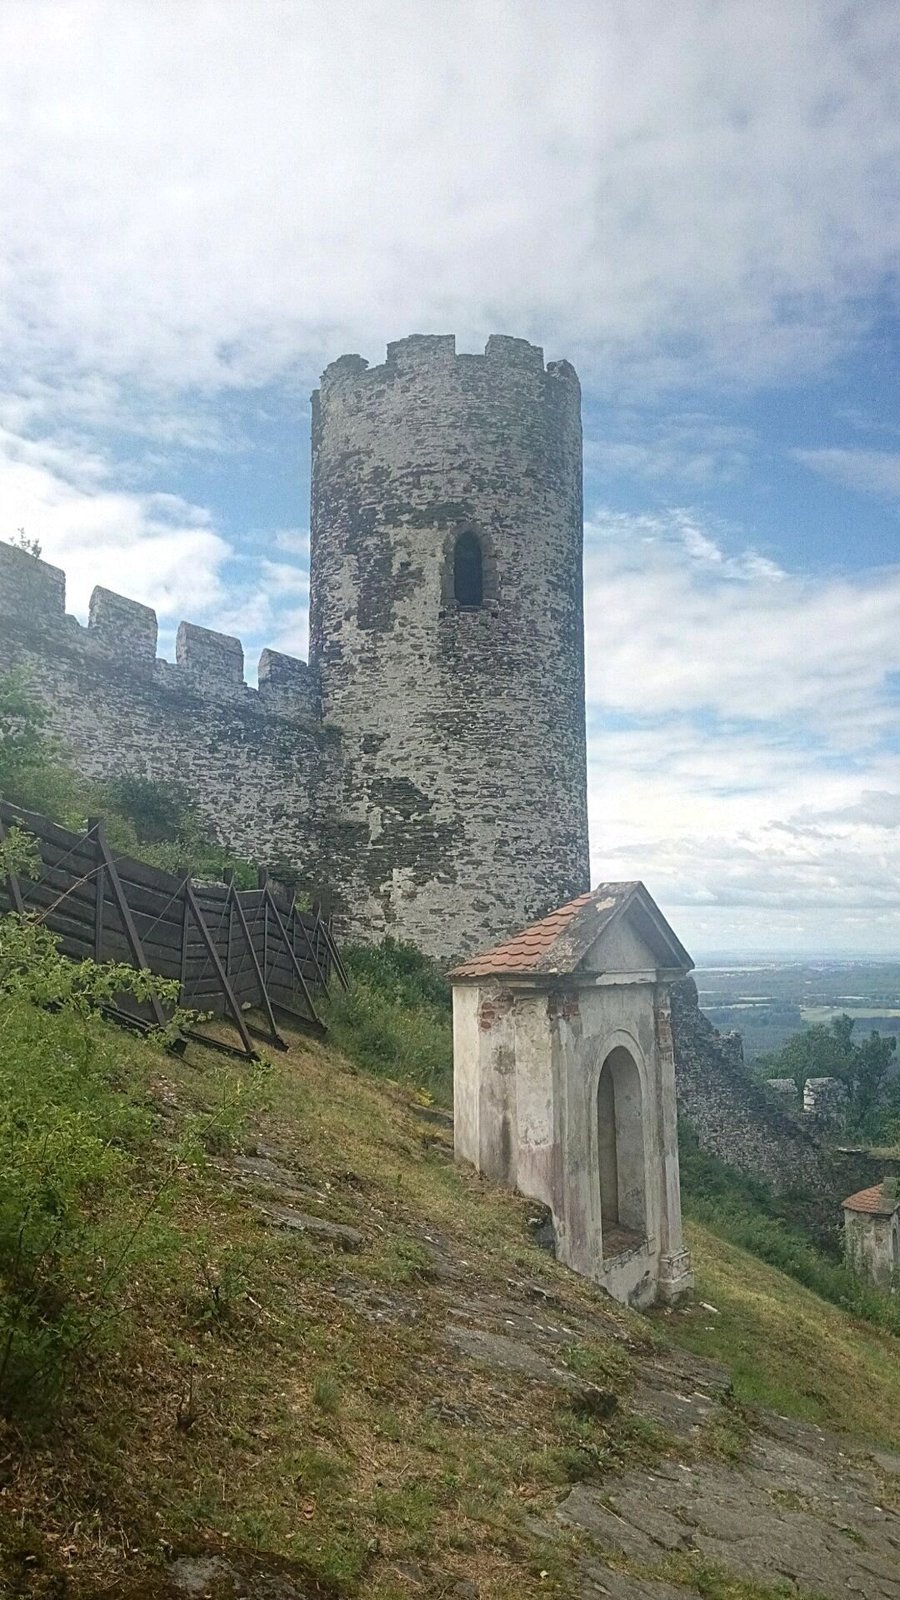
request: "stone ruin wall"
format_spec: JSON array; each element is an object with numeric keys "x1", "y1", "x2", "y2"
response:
[
  {"x1": 671, "y1": 977, "x2": 887, "y2": 1239},
  {"x1": 0, "y1": 538, "x2": 349, "y2": 903}
]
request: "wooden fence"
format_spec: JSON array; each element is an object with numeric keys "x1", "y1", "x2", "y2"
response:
[{"x1": 0, "y1": 800, "x2": 349, "y2": 1058}]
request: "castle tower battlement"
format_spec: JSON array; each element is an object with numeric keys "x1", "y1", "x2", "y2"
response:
[
  {"x1": 0, "y1": 331, "x2": 590, "y2": 960},
  {"x1": 309, "y1": 334, "x2": 590, "y2": 955}
]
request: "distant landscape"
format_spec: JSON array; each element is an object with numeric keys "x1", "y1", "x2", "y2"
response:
[{"x1": 695, "y1": 958, "x2": 900, "y2": 1061}]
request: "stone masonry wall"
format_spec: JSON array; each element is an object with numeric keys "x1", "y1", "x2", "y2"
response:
[
  {"x1": 309, "y1": 334, "x2": 590, "y2": 957},
  {"x1": 671, "y1": 977, "x2": 886, "y2": 1239},
  {"x1": 0, "y1": 540, "x2": 346, "y2": 899},
  {"x1": 672, "y1": 978, "x2": 825, "y2": 1191}
]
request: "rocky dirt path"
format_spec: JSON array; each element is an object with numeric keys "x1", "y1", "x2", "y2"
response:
[
  {"x1": 200, "y1": 1126, "x2": 900, "y2": 1600},
  {"x1": 433, "y1": 1275, "x2": 900, "y2": 1600}
]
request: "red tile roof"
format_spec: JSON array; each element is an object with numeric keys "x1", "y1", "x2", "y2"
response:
[
  {"x1": 449, "y1": 880, "x2": 682, "y2": 981},
  {"x1": 842, "y1": 1183, "x2": 900, "y2": 1216},
  {"x1": 449, "y1": 890, "x2": 601, "y2": 979}
]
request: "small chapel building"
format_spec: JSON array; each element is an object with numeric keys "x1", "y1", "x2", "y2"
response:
[
  {"x1": 450, "y1": 883, "x2": 694, "y2": 1308},
  {"x1": 842, "y1": 1182, "x2": 900, "y2": 1292}
]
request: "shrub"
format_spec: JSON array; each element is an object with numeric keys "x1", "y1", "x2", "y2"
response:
[
  {"x1": 325, "y1": 938, "x2": 453, "y2": 1102},
  {"x1": 0, "y1": 909, "x2": 187, "y2": 1420},
  {"x1": 0, "y1": 669, "x2": 86, "y2": 823},
  {"x1": 679, "y1": 1121, "x2": 900, "y2": 1337},
  {"x1": 0, "y1": 669, "x2": 259, "y2": 887}
]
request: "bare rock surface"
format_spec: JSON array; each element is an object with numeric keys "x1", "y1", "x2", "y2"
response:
[
  {"x1": 253, "y1": 1203, "x2": 365, "y2": 1251},
  {"x1": 220, "y1": 1146, "x2": 366, "y2": 1252},
  {"x1": 563, "y1": 1427, "x2": 900, "y2": 1600},
  {"x1": 435, "y1": 1281, "x2": 899, "y2": 1600}
]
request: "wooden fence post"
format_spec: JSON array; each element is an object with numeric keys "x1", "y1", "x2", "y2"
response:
[
  {"x1": 227, "y1": 881, "x2": 282, "y2": 1047},
  {"x1": 88, "y1": 818, "x2": 168, "y2": 1030},
  {"x1": 262, "y1": 883, "x2": 321, "y2": 1027},
  {"x1": 183, "y1": 880, "x2": 256, "y2": 1058}
]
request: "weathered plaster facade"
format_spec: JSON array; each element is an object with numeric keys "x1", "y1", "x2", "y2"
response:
[
  {"x1": 452, "y1": 884, "x2": 694, "y2": 1308},
  {"x1": 842, "y1": 1183, "x2": 900, "y2": 1292},
  {"x1": 1, "y1": 333, "x2": 589, "y2": 960}
]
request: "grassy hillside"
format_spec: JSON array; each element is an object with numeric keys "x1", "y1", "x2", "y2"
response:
[
  {"x1": 0, "y1": 1000, "x2": 646, "y2": 1598},
  {"x1": 2, "y1": 961, "x2": 899, "y2": 1598},
  {"x1": 662, "y1": 1223, "x2": 900, "y2": 1441}
]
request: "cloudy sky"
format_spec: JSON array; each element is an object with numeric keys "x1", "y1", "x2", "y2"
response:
[{"x1": 2, "y1": 1, "x2": 900, "y2": 957}]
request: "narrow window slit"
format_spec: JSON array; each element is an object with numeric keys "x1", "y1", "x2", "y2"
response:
[{"x1": 453, "y1": 531, "x2": 483, "y2": 607}]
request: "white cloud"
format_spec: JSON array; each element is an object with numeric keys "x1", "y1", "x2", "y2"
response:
[
  {"x1": 799, "y1": 791, "x2": 900, "y2": 828},
  {"x1": 2, "y1": 1, "x2": 899, "y2": 952},
  {"x1": 584, "y1": 509, "x2": 900, "y2": 738},
  {"x1": 583, "y1": 512, "x2": 900, "y2": 951},
  {"x1": 791, "y1": 447, "x2": 900, "y2": 498},
  {"x1": 214, "y1": 557, "x2": 310, "y2": 672},
  {"x1": 0, "y1": 2, "x2": 898, "y2": 397},
  {"x1": 585, "y1": 414, "x2": 754, "y2": 486},
  {"x1": 0, "y1": 422, "x2": 230, "y2": 623}
]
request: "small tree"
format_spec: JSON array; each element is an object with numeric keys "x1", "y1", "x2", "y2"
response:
[
  {"x1": 761, "y1": 1013, "x2": 898, "y2": 1138},
  {"x1": 761, "y1": 1015, "x2": 856, "y2": 1096},
  {"x1": 12, "y1": 527, "x2": 42, "y2": 558}
]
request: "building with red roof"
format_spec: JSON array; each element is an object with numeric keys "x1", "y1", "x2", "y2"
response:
[
  {"x1": 842, "y1": 1181, "x2": 900, "y2": 1291},
  {"x1": 450, "y1": 882, "x2": 694, "y2": 1308}
]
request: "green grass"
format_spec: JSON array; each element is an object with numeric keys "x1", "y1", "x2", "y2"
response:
[
  {"x1": 3, "y1": 918, "x2": 900, "y2": 1595},
  {"x1": 0, "y1": 977, "x2": 654, "y2": 1598},
  {"x1": 678, "y1": 1121, "x2": 900, "y2": 1339},
  {"x1": 324, "y1": 937, "x2": 453, "y2": 1102},
  {"x1": 660, "y1": 1220, "x2": 900, "y2": 1446}
]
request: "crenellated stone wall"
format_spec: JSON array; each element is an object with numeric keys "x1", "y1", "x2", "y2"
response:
[{"x1": 0, "y1": 539, "x2": 344, "y2": 897}]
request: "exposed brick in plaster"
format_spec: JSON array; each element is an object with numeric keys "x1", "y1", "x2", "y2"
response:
[
  {"x1": 478, "y1": 987, "x2": 516, "y2": 1031},
  {"x1": 547, "y1": 990, "x2": 581, "y2": 1022}
]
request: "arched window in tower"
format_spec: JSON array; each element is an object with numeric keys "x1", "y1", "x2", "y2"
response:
[{"x1": 453, "y1": 531, "x2": 483, "y2": 608}]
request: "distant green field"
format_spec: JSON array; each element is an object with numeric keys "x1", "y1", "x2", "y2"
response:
[
  {"x1": 696, "y1": 958, "x2": 900, "y2": 1058},
  {"x1": 801, "y1": 1005, "x2": 900, "y2": 1022}
]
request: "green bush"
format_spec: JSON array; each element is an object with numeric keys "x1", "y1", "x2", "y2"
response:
[
  {"x1": 325, "y1": 938, "x2": 453, "y2": 1102},
  {"x1": 0, "y1": 669, "x2": 258, "y2": 886},
  {"x1": 0, "y1": 668, "x2": 85, "y2": 823},
  {"x1": 0, "y1": 909, "x2": 187, "y2": 1421},
  {"x1": 679, "y1": 1122, "x2": 900, "y2": 1337},
  {"x1": 95, "y1": 772, "x2": 257, "y2": 886}
]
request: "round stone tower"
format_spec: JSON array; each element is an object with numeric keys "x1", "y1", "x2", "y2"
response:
[{"x1": 308, "y1": 332, "x2": 589, "y2": 959}]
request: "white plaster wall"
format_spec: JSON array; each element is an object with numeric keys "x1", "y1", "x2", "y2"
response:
[
  {"x1": 452, "y1": 961, "x2": 690, "y2": 1309},
  {"x1": 845, "y1": 1209, "x2": 900, "y2": 1291},
  {"x1": 561, "y1": 985, "x2": 660, "y2": 1305},
  {"x1": 453, "y1": 986, "x2": 481, "y2": 1169},
  {"x1": 478, "y1": 990, "x2": 519, "y2": 1187},
  {"x1": 511, "y1": 996, "x2": 558, "y2": 1212},
  {"x1": 582, "y1": 916, "x2": 655, "y2": 974}
]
